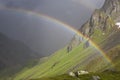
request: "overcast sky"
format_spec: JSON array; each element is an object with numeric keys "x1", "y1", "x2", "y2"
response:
[{"x1": 0, "y1": 0, "x2": 105, "y2": 56}]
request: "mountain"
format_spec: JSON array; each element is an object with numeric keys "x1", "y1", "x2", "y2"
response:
[
  {"x1": 0, "y1": 32, "x2": 40, "y2": 78},
  {"x1": 12, "y1": 0, "x2": 120, "y2": 80},
  {"x1": 79, "y1": 0, "x2": 120, "y2": 72},
  {"x1": 80, "y1": 0, "x2": 120, "y2": 45}
]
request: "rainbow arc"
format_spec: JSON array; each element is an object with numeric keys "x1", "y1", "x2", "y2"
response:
[{"x1": 0, "y1": 7, "x2": 114, "y2": 66}]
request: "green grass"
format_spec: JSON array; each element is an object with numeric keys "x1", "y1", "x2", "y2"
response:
[
  {"x1": 13, "y1": 30, "x2": 120, "y2": 80},
  {"x1": 12, "y1": 19, "x2": 120, "y2": 80},
  {"x1": 31, "y1": 72, "x2": 120, "y2": 80},
  {"x1": 13, "y1": 41, "x2": 103, "y2": 80},
  {"x1": 92, "y1": 29, "x2": 106, "y2": 44}
]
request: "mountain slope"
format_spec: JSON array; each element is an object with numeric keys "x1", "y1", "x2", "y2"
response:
[
  {"x1": 14, "y1": 42, "x2": 104, "y2": 80},
  {"x1": 79, "y1": 0, "x2": 120, "y2": 70},
  {"x1": 33, "y1": 72, "x2": 120, "y2": 80},
  {"x1": 0, "y1": 32, "x2": 40, "y2": 79},
  {"x1": 14, "y1": 0, "x2": 120, "y2": 80},
  {"x1": 79, "y1": 0, "x2": 120, "y2": 72}
]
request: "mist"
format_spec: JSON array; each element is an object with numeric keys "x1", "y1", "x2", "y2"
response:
[{"x1": 0, "y1": 0, "x2": 105, "y2": 56}]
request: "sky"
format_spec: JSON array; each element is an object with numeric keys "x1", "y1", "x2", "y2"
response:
[{"x1": 0, "y1": 0, "x2": 105, "y2": 56}]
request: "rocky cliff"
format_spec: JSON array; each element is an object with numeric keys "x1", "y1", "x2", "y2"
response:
[
  {"x1": 78, "y1": 0, "x2": 120, "y2": 72},
  {"x1": 79, "y1": 0, "x2": 120, "y2": 47}
]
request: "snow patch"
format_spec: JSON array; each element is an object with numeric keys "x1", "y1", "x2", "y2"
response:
[{"x1": 115, "y1": 22, "x2": 120, "y2": 29}]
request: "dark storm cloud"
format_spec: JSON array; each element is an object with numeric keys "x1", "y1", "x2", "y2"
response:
[
  {"x1": 0, "y1": 0, "x2": 105, "y2": 29},
  {"x1": 0, "y1": 0, "x2": 105, "y2": 56},
  {"x1": 0, "y1": 10, "x2": 74, "y2": 55},
  {"x1": 0, "y1": 0, "x2": 45, "y2": 10}
]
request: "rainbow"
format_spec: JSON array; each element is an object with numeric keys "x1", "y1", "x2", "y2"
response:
[{"x1": 0, "y1": 7, "x2": 114, "y2": 66}]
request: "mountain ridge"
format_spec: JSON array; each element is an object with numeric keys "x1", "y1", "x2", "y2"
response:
[
  {"x1": 0, "y1": 32, "x2": 41, "y2": 79},
  {"x1": 5, "y1": 0, "x2": 120, "y2": 80}
]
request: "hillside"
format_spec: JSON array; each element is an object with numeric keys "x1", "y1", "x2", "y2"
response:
[
  {"x1": 79, "y1": 0, "x2": 120, "y2": 72},
  {"x1": 13, "y1": 0, "x2": 120, "y2": 80},
  {"x1": 0, "y1": 32, "x2": 40, "y2": 79},
  {"x1": 32, "y1": 71, "x2": 120, "y2": 80}
]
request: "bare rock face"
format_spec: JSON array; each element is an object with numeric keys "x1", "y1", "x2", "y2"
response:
[
  {"x1": 79, "y1": 0, "x2": 120, "y2": 38},
  {"x1": 102, "y1": 0, "x2": 120, "y2": 15},
  {"x1": 69, "y1": 0, "x2": 120, "y2": 50},
  {"x1": 67, "y1": 34, "x2": 81, "y2": 50}
]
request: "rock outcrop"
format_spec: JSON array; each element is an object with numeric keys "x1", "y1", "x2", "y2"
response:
[{"x1": 80, "y1": 0, "x2": 120, "y2": 38}]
